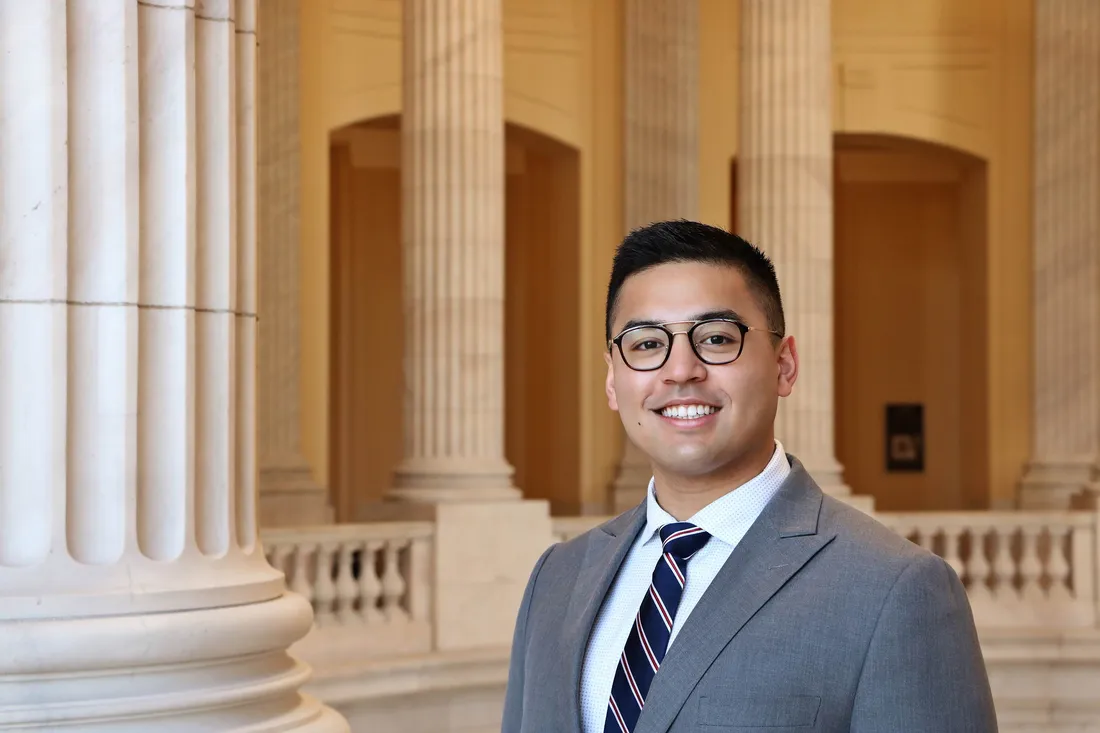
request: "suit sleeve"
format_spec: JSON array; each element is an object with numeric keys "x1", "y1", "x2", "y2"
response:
[
  {"x1": 501, "y1": 543, "x2": 555, "y2": 733},
  {"x1": 850, "y1": 552, "x2": 999, "y2": 733}
]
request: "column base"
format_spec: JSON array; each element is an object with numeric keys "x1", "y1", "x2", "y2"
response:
[
  {"x1": 798, "y1": 456, "x2": 876, "y2": 514},
  {"x1": 1019, "y1": 459, "x2": 1096, "y2": 509},
  {"x1": 260, "y1": 464, "x2": 334, "y2": 527},
  {"x1": 390, "y1": 456, "x2": 521, "y2": 503},
  {"x1": 0, "y1": 593, "x2": 349, "y2": 731}
]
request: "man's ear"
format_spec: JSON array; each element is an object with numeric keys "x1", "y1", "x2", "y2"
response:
[
  {"x1": 777, "y1": 335, "x2": 798, "y2": 397},
  {"x1": 604, "y1": 350, "x2": 619, "y2": 411}
]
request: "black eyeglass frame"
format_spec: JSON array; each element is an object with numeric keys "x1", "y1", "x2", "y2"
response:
[{"x1": 607, "y1": 318, "x2": 782, "y2": 372}]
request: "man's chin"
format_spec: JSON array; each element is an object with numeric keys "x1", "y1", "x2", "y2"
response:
[{"x1": 651, "y1": 451, "x2": 724, "y2": 478}]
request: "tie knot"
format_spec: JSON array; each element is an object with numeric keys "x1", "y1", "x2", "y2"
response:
[{"x1": 658, "y1": 522, "x2": 711, "y2": 561}]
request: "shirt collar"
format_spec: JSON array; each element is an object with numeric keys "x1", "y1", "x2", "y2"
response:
[{"x1": 642, "y1": 440, "x2": 791, "y2": 548}]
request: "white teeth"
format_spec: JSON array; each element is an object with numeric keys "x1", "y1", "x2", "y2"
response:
[{"x1": 660, "y1": 404, "x2": 715, "y2": 419}]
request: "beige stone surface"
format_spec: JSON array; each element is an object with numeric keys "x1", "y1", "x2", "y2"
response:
[
  {"x1": 1019, "y1": 0, "x2": 1100, "y2": 510},
  {"x1": 432, "y1": 500, "x2": 553, "y2": 650}
]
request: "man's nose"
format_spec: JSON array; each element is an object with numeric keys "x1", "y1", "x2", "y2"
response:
[{"x1": 661, "y1": 333, "x2": 707, "y2": 383}]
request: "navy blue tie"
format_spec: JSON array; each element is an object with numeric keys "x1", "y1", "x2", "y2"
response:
[{"x1": 604, "y1": 522, "x2": 712, "y2": 732}]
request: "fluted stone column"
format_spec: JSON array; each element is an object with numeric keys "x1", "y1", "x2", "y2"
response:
[
  {"x1": 390, "y1": 0, "x2": 519, "y2": 502},
  {"x1": 257, "y1": 0, "x2": 332, "y2": 526},
  {"x1": 1019, "y1": 0, "x2": 1100, "y2": 509},
  {"x1": 0, "y1": 1, "x2": 346, "y2": 728},
  {"x1": 738, "y1": 0, "x2": 868, "y2": 509},
  {"x1": 367, "y1": 0, "x2": 552, "y2": 655},
  {"x1": 611, "y1": 0, "x2": 700, "y2": 513}
]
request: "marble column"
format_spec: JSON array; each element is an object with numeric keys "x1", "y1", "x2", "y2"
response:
[
  {"x1": 257, "y1": 0, "x2": 332, "y2": 526},
  {"x1": 390, "y1": 0, "x2": 519, "y2": 502},
  {"x1": 0, "y1": 1, "x2": 346, "y2": 728},
  {"x1": 611, "y1": 0, "x2": 700, "y2": 513},
  {"x1": 377, "y1": 0, "x2": 553, "y2": 654},
  {"x1": 1019, "y1": 0, "x2": 1100, "y2": 509},
  {"x1": 738, "y1": 0, "x2": 868, "y2": 508}
]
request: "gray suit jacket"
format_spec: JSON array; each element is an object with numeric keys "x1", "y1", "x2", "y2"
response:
[{"x1": 502, "y1": 455, "x2": 997, "y2": 732}]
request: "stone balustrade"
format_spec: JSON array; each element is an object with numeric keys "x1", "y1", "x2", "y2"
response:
[
  {"x1": 264, "y1": 509, "x2": 1097, "y2": 668},
  {"x1": 878, "y1": 511, "x2": 1098, "y2": 628},
  {"x1": 263, "y1": 522, "x2": 434, "y2": 662}
]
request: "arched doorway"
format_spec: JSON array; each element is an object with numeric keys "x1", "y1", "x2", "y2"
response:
[
  {"x1": 833, "y1": 134, "x2": 988, "y2": 511},
  {"x1": 730, "y1": 134, "x2": 989, "y2": 511},
  {"x1": 328, "y1": 118, "x2": 581, "y2": 519}
]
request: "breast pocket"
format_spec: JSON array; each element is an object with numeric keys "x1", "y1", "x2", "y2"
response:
[{"x1": 697, "y1": 694, "x2": 820, "y2": 730}]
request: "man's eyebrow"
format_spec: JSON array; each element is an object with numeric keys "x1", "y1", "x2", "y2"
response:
[{"x1": 617, "y1": 309, "x2": 746, "y2": 332}]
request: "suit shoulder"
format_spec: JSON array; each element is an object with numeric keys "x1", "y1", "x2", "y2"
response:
[{"x1": 817, "y1": 494, "x2": 937, "y2": 576}]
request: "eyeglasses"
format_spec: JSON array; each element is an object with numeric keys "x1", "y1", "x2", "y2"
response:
[{"x1": 608, "y1": 318, "x2": 782, "y2": 372}]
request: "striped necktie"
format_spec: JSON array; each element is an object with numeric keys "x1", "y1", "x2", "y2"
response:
[{"x1": 604, "y1": 522, "x2": 712, "y2": 732}]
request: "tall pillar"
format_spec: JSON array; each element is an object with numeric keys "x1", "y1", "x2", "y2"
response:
[
  {"x1": 363, "y1": 0, "x2": 552, "y2": 655},
  {"x1": 611, "y1": 0, "x2": 700, "y2": 513},
  {"x1": 257, "y1": 0, "x2": 332, "y2": 526},
  {"x1": 1019, "y1": 0, "x2": 1100, "y2": 509},
  {"x1": 390, "y1": 0, "x2": 519, "y2": 502},
  {"x1": 738, "y1": 0, "x2": 870, "y2": 509},
  {"x1": 0, "y1": 1, "x2": 346, "y2": 728}
]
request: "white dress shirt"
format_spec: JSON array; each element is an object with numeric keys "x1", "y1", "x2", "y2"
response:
[{"x1": 579, "y1": 441, "x2": 791, "y2": 732}]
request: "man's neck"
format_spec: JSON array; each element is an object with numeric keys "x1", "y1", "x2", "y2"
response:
[{"x1": 650, "y1": 439, "x2": 778, "y2": 521}]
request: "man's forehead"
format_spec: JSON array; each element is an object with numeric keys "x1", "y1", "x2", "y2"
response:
[{"x1": 614, "y1": 262, "x2": 755, "y2": 326}]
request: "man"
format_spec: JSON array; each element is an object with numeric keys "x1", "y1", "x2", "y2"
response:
[{"x1": 501, "y1": 220, "x2": 997, "y2": 732}]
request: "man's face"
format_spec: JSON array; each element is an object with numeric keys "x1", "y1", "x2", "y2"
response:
[{"x1": 604, "y1": 261, "x2": 797, "y2": 480}]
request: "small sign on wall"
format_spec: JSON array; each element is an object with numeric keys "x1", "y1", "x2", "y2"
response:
[{"x1": 885, "y1": 403, "x2": 924, "y2": 472}]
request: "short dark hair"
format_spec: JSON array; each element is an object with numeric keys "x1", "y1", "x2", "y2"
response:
[{"x1": 604, "y1": 219, "x2": 785, "y2": 342}]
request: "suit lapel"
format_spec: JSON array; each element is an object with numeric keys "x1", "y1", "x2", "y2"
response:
[
  {"x1": 634, "y1": 461, "x2": 837, "y2": 733},
  {"x1": 561, "y1": 502, "x2": 648, "y2": 733}
]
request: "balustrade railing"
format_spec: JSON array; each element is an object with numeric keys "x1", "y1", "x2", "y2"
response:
[
  {"x1": 878, "y1": 511, "x2": 1098, "y2": 628},
  {"x1": 257, "y1": 507, "x2": 1098, "y2": 670},
  {"x1": 263, "y1": 522, "x2": 435, "y2": 660}
]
